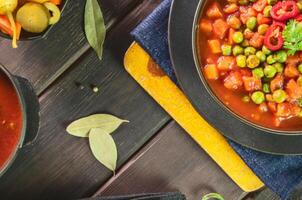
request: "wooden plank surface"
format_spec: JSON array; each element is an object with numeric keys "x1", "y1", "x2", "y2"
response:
[
  {"x1": 0, "y1": 0, "x2": 141, "y2": 94},
  {"x1": 94, "y1": 121, "x2": 243, "y2": 200},
  {"x1": 0, "y1": 1, "x2": 168, "y2": 200}
]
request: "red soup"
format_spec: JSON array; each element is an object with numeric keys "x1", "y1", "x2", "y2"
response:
[
  {"x1": 0, "y1": 72, "x2": 22, "y2": 169},
  {"x1": 198, "y1": 0, "x2": 302, "y2": 131}
]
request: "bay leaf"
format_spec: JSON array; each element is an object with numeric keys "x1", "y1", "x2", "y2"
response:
[
  {"x1": 89, "y1": 128, "x2": 117, "y2": 171},
  {"x1": 66, "y1": 114, "x2": 129, "y2": 137},
  {"x1": 84, "y1": 0, "x2": 106, "y2": 60}
]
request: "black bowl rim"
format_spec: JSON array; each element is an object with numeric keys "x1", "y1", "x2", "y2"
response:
[
  {"x1": 0, "y1": 0, "x2": 69, "y2": 41},
  {"x1": 0, "y1": 64, "x2": 28, "y2": 176},
  {"x1": 192, "y1": 1, "x2": 302, "y2": 134},
  {"x1": 168, "y1": 0, "x2": 302, "y2": 155}
]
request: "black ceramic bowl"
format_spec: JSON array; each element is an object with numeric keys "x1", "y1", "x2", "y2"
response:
[
  {"x1": 0, "y1": 64, "x2": 39, "y2": 177},
  {"x1": 0, "y1": 0, "x2": 68, "y2": 40},
  {"x1": 169, "y1": 0, "x2": 302, "y2": 155}
]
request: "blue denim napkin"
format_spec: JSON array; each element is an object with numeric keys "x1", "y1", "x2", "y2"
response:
[{"x1": 131, "y1": 0, "x2": 302, "y2": 199}]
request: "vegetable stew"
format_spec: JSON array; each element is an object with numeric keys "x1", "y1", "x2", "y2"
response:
[
  {"x1": 0, "y1": 72, "x2": 22, "y2": 169},
  {"x1": 197, "y1": 0, "x2": 302, "y2": 131}
]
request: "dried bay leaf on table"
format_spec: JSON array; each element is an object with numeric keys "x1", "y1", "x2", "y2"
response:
[
  {"x1": 66, "y1": 114, "x2": 129, "y2": 137},
  {"x1": 89, "y1": 128, "x2": 117, "y2": 172},
  {"x1": 84, "y1": 0, "x2": 106, "y2": 60}
]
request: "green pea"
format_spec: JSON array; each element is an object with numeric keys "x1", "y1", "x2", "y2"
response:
[
  {"x1": 242, "y1": 95, "x2": 250, "y2": 103},
  {"x1": 221, "y1": 44, "x2": 232, "y2": 56},
  {"x1": 263, "y1": 83, "x2": 270, "y2": 93},
  {"x1": 267, "y1": 0, "x2": 277, "y2": 5},
  {"x1": 256, "y1": 51, "x2": 266, "y2": 62},
  {"x1": 266, "y1": 55, "x2": 276, "y2": 64},
  {"x1": 258, "y1": 24, "x2": 269, "y2": 35},
  {"x1": 232, "y1": 31, "x2": 244, "y2": 44},
  {"x1": 252, "y1": 68, "x2": 264, "y2": 79},
  {"x1": 264, "y1": 65, "x2": 277, "y2": 78},
  {"x1": 298, "y1": 64, "x2": 302, "y2": 74},
  {"x1": 275, "y1": 50, "x2": 287, "y2": 63},
  {"x1": 298, "y1": 76, "x2": 302, "y2": 87},
  {"x1": 246, "y1": 17, "x2": 257, "y2": 30},
  {"x1": 238, "y1": 0, "x2": 249, "y2": 5},
  {"x1": 247, "y1": 55, "x2": 260, "y2": 68},
  {"x1": 263, "y1": 6, "x2": 272, "y2": 17},
  {"x1": 232, "y1": 45, "x2": 244, "y2": 56},
  {"x1": 262, "y1": 46, "x2": 271, "y2": 55},
  {"x1": 273, "y1": 62, "x2": 284, "y2": 73},
  {"x1": 298, "y1": 98, "x2": 302, "y2": 107},
  {"x1": 272, "y1": 89, "x2": 287, "y2": 103},
  {"x1": 236, "y1": 55, "x2": 247, "y2": 68},
  {"x1": 251, "y1": 91, "x2": 265, "y2": 104},
  {"x1": 241, "y1": 39, "x2": 249, "y2": 47},
  {"x1": 244, "y1": 47, "x2": 256, "y2": 56}
]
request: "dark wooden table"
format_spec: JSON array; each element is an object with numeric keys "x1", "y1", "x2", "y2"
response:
[{"x1": 0, "y1": 1, "x2": 279, "y2": 200}]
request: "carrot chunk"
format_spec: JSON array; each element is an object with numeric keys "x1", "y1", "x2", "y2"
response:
[
  {"x1": 242, "y1": 76, "x2": 262, "y2": 92},
  {"x1": 200, "y1": 19, "x2": 212, "y2": 34},
  {"x1": 224, "y1": 71, "x2": 243, "y2": 90},
  {"x1": 223, "y1": 3, "x2": 239, "y2": 14},
  {"x1": 284, "y1": 65, "x2": 299, "y2": 78},
  {"x1": 286, "y1": 79, "x2": 302, "y2": 100},
  {"x1": 204, "y1": 64, "x2": 219, "y2": 80},
  {"x1": 217, "y1": 56, "x2": 235, "y2": 70},
  {"x1": 206, "y1": 2, "x2": 223, "y2": 19},
  {"x1": 213, "y1": 19, "x2": 229, "y2": 39},
  {"x1": 276, "y1": 103, "x2": 300, "y2": 118},
  {"x1": 208, "y1": 39, "x2": 221, "y2": 54}
]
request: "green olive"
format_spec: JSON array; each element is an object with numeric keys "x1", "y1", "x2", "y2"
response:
[
  {"x1": 0, "y1": 0, "x2": 18, "y2": 14},
  {"x1": 16, "y1": 3, "x2": 50, "y2": 33}
]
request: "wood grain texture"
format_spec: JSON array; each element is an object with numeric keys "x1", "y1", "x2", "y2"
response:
[
  {"x1": 0, "y1": 1, "x2": 166, "y2": 200},
  {"x1": 94, "y1": 121, "x2": 243, "y2": 200},
  {"x1": 0, "y1": 0, "x2": 141, "y2": 94}
]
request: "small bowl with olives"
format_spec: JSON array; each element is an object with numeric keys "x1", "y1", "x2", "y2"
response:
[{"x1": 0, "y1": 0, "x2": 68, "y2": 48}]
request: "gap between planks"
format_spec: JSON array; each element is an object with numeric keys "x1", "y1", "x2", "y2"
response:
[{"x1": 36, "y1": 0, "x2": 142, "y2": 96}]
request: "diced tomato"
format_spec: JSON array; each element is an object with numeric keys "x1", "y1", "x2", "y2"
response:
[
  {"x1": 270, "y1": 74, "x2": 284, "y2": 92},
  {"x1": 286, "y1": 79, "x2": 302, "y2": 100},
  {"x1": 213, "y1": 19, "x2": 229, "y2": 39},
  {"x1": 284, "y1": 65, "x2": 299, "y2": 78},
  {"x1": 240, "y1": 69, "x2": 252, "y2": 77},
  {"x1": 242, "y1": 76, "x2": 262, "y2": 92},
  {"x1": 206, "y1": 2, "x2": 223, "y2": 19},
  {"x1": 268, "y1": 102, "x2": 277, "y2": 112},
  {"x1": 217, "y1": 56, "x2": 235, "y2": 70},
  {"x1": 243, "y1": 29, "x2": 254, "y2": 40},
  {"x1": 240, "y1": 7, "x2": 257, "y2": 24},
  {"x1": 208, "y1": 39, "x2": 221, "y2": 54},
  {"x1": 200, "y1": 19, "x2": 212, "y2": 34},
  {"x1": 228, "y1": 28, "x2": 235, "y2": 45},
  {"x1": 275, "y1": 103, "x2": 300, "y2": 118},
  {"x1": 223, "y1": 71, "x2": 243, "y2": 90},
  {"x1": 253, "y1": 0, "x2": 267, "y2": 12},
  {"x1": 223, "y1": 3, "x2": 239, "y2": 14},
  {"x1": 249, "y1": 33, "x2": 264, "y2": 48},
  {"x1": 257, "y1": 13, "x2": 271, "y2": 25},
  {"x1": 204, "y1": 64, "x2": 219, "y2": 80}
]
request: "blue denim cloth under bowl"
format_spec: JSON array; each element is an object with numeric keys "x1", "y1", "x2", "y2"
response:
[{"x1": 131, "y1": 0, "x2": 302, "y2": 199}]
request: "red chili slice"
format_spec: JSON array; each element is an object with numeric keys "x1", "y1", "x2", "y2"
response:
[
  {"x1": 295, "y1": 14, "x2": 302, "y2": 22},
  {"x1": 270, "y1": 1, "x2": 299, "y2": 21},
  {"x1": 264, "y1": 22, "x2": 285, "y2": 51}
]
